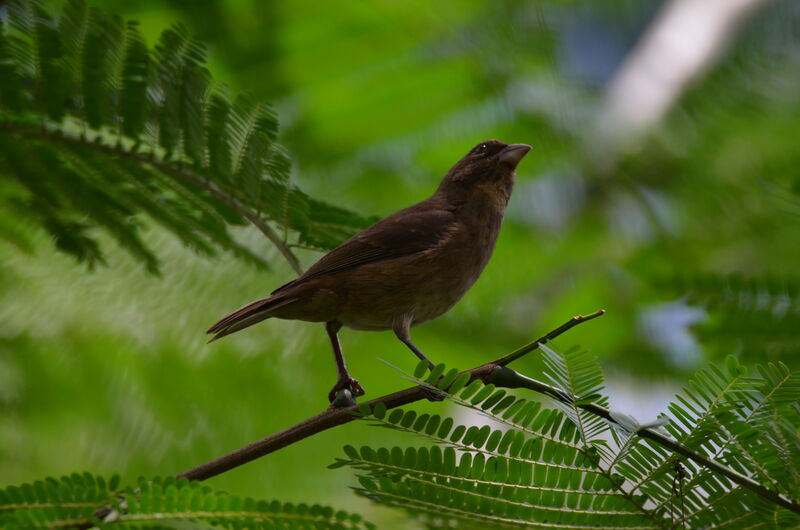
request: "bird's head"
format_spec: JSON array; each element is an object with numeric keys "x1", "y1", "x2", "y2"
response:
[{"x1": 437, "y1": 139, "x2": 531, "y2": 206}]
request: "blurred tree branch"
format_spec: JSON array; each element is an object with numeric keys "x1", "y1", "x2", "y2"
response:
[{"x1": 594, "y1": 0, "x2": 772, "y2": 158}]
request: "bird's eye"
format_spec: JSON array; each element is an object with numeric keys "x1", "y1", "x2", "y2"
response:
[{"x1": 475, "y1": 143, "x2": 487, "y2": 154}]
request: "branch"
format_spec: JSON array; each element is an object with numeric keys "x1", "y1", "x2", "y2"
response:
[
  {"x1": 173, "y1": 307, "x2": 800, "y2": 516},
  {"x1": 487, "y1": 366, "x2": 800, "y2": 515},
  {"x1": 174, "y1": 310, "x2": 605, "y2": 481},
  {"x1": 1, "y1": 123, "x2": 305, "y2": 276}
]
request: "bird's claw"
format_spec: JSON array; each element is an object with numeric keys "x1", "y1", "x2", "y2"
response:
[{"x1": 328, "y1": 376, "x2": 365, "y2": 405}]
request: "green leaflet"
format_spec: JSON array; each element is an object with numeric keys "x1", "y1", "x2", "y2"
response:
[{"x1": 0, "y1": 0, "x2": 372, "y2": 272}]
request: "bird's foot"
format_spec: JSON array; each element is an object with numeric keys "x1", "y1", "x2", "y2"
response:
[
  {"x1": 330, "y1": 389, "x2": 357, "y2": 408},
  {"x1": 328, "y1": 376, "x2": 365, "y2": 405}
]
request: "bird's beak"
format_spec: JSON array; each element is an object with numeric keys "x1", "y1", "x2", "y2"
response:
[{"x1": 499, "y1": 144, "x2": 532, "y2": 167}]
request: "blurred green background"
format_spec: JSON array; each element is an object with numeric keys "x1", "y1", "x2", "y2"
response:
[{"x1": 2, "y1": 0, "x2": 799, "y2": 525}]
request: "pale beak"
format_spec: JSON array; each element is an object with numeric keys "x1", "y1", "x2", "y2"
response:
[{"x1": 499, "y1": 143, "x2": 532, "y2": 167}]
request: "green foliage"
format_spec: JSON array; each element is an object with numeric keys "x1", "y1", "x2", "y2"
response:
[
  {"x1": 665, "y1": 274, "x2": 800, "y2": 361},
  {"x1": 618, "y1": 357, "x2": 800, "y2": 528},
  {"x1": 0, "y1": 473, "x2": 373, "y2": 529},
  {"x1": 0, "y1": 0, "x2": 372, "y2": 272},
  {"x1": 334, "y1": 348, "x2": 800, "y2": 528}
]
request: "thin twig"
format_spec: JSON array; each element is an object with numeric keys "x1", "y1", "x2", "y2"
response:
[
  {"x1": 495, "y1": 309, "x2": 606, "y2": 366},
  {"x1": 174, "y1": 310, "x2": 605, "y2": 481},
  {"x1": 486, "y1": 367, "x2": 800, "y2": 516},
  {"x1": 1, "y1": 123, "x2": 305, "y2": 275}
]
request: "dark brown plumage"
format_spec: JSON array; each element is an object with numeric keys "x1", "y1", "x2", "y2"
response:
[{"x1": 208, "y1": 140, "x2": 531, "y2": 403}]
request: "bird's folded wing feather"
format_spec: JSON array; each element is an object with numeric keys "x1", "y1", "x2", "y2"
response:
[{"x1": 272, "y1": 202, "x2": 456, "y2": 294}]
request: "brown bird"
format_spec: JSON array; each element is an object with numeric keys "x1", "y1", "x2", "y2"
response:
[{"x1": 208, "y1": 140, "x2": 531, "y2": 403}]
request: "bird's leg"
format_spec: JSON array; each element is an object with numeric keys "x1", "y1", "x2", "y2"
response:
[
  {"x1": 393, "y1": 321, "x2": 443, "y2": 402},
  {"x1": 326, "y1": 321, "x2": 365, "y2": 403},
  {"x1": 393, "y1": 323, "x2": 435, "y2": 370}
]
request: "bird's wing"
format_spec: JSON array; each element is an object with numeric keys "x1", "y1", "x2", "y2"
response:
[{"x1": 272, "y1": 201, "x2": 456, "y2": 294}]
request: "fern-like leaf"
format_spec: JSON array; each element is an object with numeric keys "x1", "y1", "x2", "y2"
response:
[
  {"x1": 0, "y1": 0, "x2": 372, "y2": 271},
  {"x1": 0, "y1": 473, "x2": 373, "y2": 529},
  {"x1": 338, "y1": 361, "x2": 663, "y2": 528},
  {"x1": 338, "y1": 351, "x2": 800, "y2": 529},
  {"x1": 540, "y1": 344, "x2": 610, "y2": 448}
]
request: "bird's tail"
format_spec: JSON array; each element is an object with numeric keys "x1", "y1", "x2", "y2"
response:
[{"x1": 206, "y1": 295, "x2": 296, "y2": 342}]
